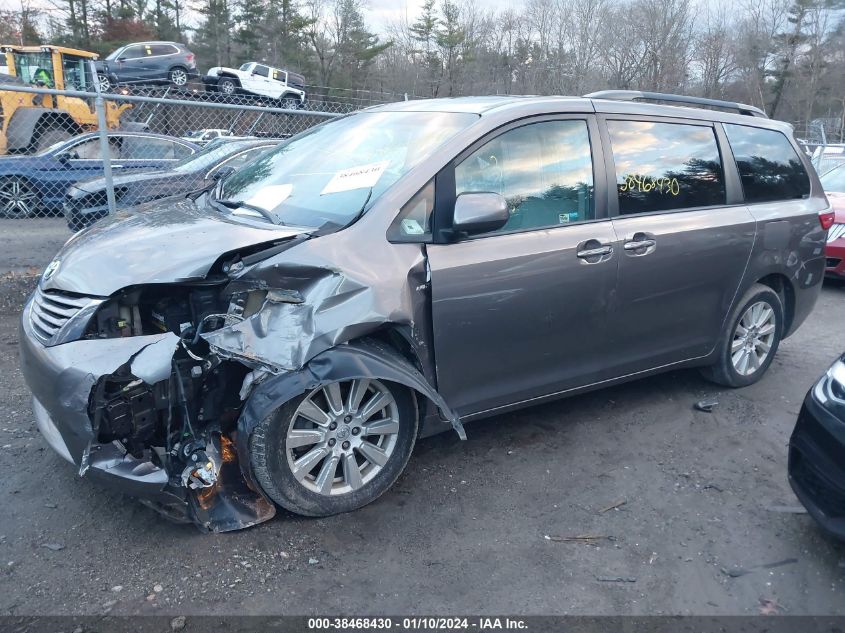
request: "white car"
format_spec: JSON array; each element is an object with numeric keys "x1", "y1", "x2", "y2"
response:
[
  {"x1": 203, "y1": 62, "x2": 306, "y2": 106},
  {"x1": 181, "y1": 129, "x2": 236, "y2": 145}
]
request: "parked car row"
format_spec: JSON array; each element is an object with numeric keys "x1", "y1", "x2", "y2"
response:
[
  {"x1": 90, "y1": 40, "x2": 307, "y2": 106},
  {"x1": 0, "y1": 131, "x2": 280, "y2": 228}
]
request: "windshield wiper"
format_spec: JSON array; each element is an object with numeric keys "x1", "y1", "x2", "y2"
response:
[{"x1": 212, "y1": 198, "x2": 281, "y2": 224}]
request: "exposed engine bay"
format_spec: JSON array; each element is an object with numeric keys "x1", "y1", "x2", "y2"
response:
[{"x1": 81, "y1": 278, "x2": 279, "y2": 530}]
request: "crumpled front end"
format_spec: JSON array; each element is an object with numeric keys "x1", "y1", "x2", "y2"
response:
[
  {"x1": 19, "y1": 211, "x2": 463, "y2": 531},
  {"x1": 19, "y1": 294, "x2": 276, "y2": 531}
]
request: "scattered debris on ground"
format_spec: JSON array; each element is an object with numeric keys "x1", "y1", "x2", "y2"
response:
[{"x1": 694, "y1": 398, "x2": 719, "y2": 413}]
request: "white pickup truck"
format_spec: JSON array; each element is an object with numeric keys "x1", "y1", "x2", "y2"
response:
[{"x1": 202, "y1": 62, "x2": 307, "y2": 106}]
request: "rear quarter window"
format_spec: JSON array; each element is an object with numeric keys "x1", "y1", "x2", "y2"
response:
[{"x1": 724, "y1": 124, "x2": 810, "y2": 203}]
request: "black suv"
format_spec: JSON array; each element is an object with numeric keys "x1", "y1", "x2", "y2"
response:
[{"x1": 95, "y1": 41, "x2": 198, "y2": 90}]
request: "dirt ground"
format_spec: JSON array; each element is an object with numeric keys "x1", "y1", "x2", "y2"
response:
[{"x1": 0, "y1": 219, "x2": 843, "y2": 616}]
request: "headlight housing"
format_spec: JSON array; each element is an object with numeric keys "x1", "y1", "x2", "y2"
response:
[{"x1": 814, "y1": 356, "x2": 845, "y2": 410}]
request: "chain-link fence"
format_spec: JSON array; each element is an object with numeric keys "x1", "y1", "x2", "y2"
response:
[{"x1": 0, "y1": 64, "x2": 404, "y2": 232}]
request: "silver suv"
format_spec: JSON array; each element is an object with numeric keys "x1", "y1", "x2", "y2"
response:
[{"x1": 19, "y1": 91, "x2": 830, "y2": 531}]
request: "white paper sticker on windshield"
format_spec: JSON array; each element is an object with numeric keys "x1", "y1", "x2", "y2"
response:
[
  {"x1": 321, "y1": 160, "x2": 389, "y2": 195},
  {"x1": 244, "y1": 184, "x2": 292, "y2": 211}
]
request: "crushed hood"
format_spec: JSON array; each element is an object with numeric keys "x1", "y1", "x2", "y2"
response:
[{"x1": 42, "y1": 197, "x2": 309, "y2": 296}]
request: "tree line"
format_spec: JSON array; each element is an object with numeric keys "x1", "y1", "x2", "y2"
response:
[{"x1": 2, "y1": 0, "x2": 845, "y2": 136}]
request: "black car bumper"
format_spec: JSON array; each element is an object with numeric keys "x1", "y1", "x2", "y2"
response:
[{"x1": 788, "y1": 382, "x2": 845, "y2": 540}]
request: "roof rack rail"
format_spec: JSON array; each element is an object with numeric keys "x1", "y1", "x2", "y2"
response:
[{"x1": 584, "y1": 90, "x2": 768, "y2": 119}]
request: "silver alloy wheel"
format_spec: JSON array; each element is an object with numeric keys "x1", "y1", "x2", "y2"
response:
[
  {"x1": 285, "y1": 379, "x2": 400, "y2": 496},
  {"x1": 0, "y1": 178, "x2": 38, "y2": 218},
  {"x1": 219, "y1": 79, "x2": 235, "y2": 95},
  {"x1": 97, "y1": 73, "x2": 111, "y2": 92},
  {"x1": 170, "y1": 68, "x2": 188, "y2": 86},
  {"x1": 731, "y1": 300, "x2": 776, "y2": 376}
]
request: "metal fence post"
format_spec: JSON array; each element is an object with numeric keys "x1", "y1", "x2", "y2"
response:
[{"x1": 88, "y1": 61, "x2": 117, "y2": 216}]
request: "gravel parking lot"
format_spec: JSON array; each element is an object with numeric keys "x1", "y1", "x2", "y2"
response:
[{"x1": 0, "y1": 222, "x2": 843, "y2": 616}]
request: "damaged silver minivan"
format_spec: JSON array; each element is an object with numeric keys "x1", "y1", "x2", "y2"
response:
[{"x1": 20, "y1": 92, "x2": 830, "y2": 531}]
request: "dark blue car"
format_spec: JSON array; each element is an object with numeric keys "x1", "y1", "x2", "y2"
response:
[{"x1": 0, "y1": 132, "x2": 199, "y2": 218}]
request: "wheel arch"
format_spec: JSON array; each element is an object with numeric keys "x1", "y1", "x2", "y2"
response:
[
  {"x1": 755, "y1": 272, "x2": 796, "y2": 336},
  {"x1": 234, "y1": 336, "x2": 462, "y2": 488},
  {"x1": 217, "y1": 72, "x2": 241, "y2": 85}
]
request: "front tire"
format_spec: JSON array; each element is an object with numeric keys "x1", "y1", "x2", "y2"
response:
[
  {"x1": 97, "y1": 73, "x2": 112, "y2": 92},
  {"x1": 249, "y1": 378, "x2": 418, "y2": 517},
  {"x1": 0, "y1": 177, "x2": 40, "y2": 218},
  {"x1": 33, "y1": 126, "x2": 72, "y2": 153},
  {"x1": 700, "y1": 283, "x2": 784, "y2": 388}
]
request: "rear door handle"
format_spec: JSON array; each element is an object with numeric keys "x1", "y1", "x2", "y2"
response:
[
  {"x1": 623, "y1": 239, "x2": 656, "y2": 251},
  {"x1": 577, "y1": 245, "x2": 613, "y2": 258},
  {"x1": 623, "y1": 232, "x2": 657, "y2": 256}
]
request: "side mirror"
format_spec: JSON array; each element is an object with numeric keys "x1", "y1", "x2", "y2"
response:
[
  {"x1": 452, "y1": 192, "x2": 509, "y2": 236},
  {"x1": 55, "y1": 153, "x2": 71, "y2": 164},
  {"x1": 212, "y1": 166, "x2": 235, "y2": 180}
]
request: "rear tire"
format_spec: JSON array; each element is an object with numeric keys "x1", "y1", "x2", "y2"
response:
[
  {"x1": 169, "y1": 66, "x2": 189, "y2": 87},
  {"x1": 217, "y1": 77, "x2": 238, "y2": 96},
  {"x1": 249, "y1": 379, "x2": 418, "y2": 517},
  {"x1": 700, "y1": 283, "x2": 784, "y2": 388}
]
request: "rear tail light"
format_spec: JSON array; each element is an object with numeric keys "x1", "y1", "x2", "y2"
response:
[
  {"x1": 186, "y1": 53, "x2": 195, "y2": 65},
  {"x1": 820, "y1": 209, "x2": 835, "y2": 230}
]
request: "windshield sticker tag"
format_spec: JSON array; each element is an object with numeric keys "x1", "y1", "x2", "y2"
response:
[
  {"x1": 321, "y1": 160, "x2": 389, "y2": 195},
  {"x1": 244, "y1": 184, "x2": 292, "y2": 210}
]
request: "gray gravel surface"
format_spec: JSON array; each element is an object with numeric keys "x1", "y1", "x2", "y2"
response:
[{"x1": 0, "y1": 235, "x2": 843, "y2": 616}]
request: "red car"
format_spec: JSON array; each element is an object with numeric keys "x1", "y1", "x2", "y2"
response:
[{"x1": 820, "y1": 165, "x2": 845, "y2": 277}]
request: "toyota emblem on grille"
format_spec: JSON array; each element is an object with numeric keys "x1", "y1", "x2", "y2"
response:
[{"x1": 42, "y1": 259, "x2": 60, "y2": 282}]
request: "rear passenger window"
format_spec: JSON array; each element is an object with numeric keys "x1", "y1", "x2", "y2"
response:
[
  {"x1": 724, "y1": 124, "x2": 810, "y2": 203},
  {"x1": 454, "y1": 120, "x2": 594, "y2": 234},
  {"x1": 607, "y1": 120, "x2": 725, "y2": 214}
]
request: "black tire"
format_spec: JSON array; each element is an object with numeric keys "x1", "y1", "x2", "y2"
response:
[
  {"x1": 217, "y1": 76, "x2": 238, "y2": 96},
  {"x1": 169, "y1": 66, "x2": 189, "y2": 87},
  {"x1": 280, "y1": 96, "x2": 299, "y2": 109},
  {"x1": 0, "y1": 176, "x2": 40, "y2": 219},
  {"x1": 249, "y1": 379, "x2": 418, "y2": 517},
  {"x1": 700, "y1": 283, "x2": 784, "y2": 388},
  {"x1": 33, "y1": 126, "x2": 72, "y2": 153}
]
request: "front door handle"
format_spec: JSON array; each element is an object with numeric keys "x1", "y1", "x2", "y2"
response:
[{"x1": 576, "y1": 239, "x2": 614, "y2": 264}]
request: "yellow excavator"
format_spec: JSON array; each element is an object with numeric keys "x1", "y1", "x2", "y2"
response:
[{"x1": 0, "y1": 45, "x2": 131, "y2": 155}]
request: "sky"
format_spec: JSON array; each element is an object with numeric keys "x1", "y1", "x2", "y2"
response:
[{"x1": 362, "y1": 0, "x2": 516, "y2": 33}]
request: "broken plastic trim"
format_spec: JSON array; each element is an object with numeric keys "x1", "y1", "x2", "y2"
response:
[{"x1": 235, "y1": 338, "x2": 465, "y2": 486}]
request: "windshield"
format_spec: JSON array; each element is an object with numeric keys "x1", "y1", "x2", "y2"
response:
[
  {"x1": 821, "y1": 163, "x2": 845, "y2": 193},
  {"x1": 12, "y1": 52, "x2": 53, "y2": 86},
  {"x1": 184, "y1": 130, "x2": 204, "y2": 139},
  {"x1": 239, "y1": 63, "x2": 251, "y2": 71},
  {"x1": 217, "y1": 111, "x2": 477, "y2": 228},
  {"x1": 172, "y1": 141, "x2": 271, "y2": 173},
  {"x1": 105, "y1": 48, "x2": 123, "y2": 61}
]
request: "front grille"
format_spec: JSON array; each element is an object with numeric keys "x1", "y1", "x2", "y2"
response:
[
  {"x1": 791, "y1": 448, "x2": 845, "y2": 518},
  {"x1": 29, "y1": 287, "x2": 91, "y2": 344},
  {"x1": 828, "y1": 223, "x2": 845, "y2": 243}
]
